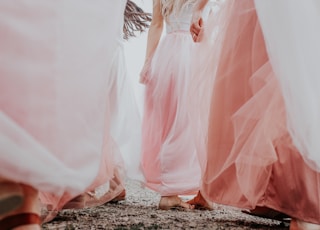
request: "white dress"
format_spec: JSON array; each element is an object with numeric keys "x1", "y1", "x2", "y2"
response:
[
  {"x1": 141, "y1": 2, "x2": 212, "y2": 196},
  {"x1": 108, "y1": 39, "x2": 143, "y2": 182},
  {"x1": 0, "y1": 0, "x2": 128, "y2": 209}
]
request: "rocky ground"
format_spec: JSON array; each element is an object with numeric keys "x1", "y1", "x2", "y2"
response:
[{"x1": 43, "y1": 180, "x2": 289, "y2": 230}]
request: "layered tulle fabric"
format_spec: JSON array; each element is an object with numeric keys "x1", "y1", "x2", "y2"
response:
[
  {"x1": 141, "y1": 31, "x2": 201, "y2": 196},
  {"x1": 255, "y1": 1, "x2": 320, "y2": 172},
  {"x1": 40, "y1": 2, "x2": 144, "y2": 210},
  {"x1": 192, "y1": 0, "x2": 320, "y2": 224},
  {"x1": 0, "y1": 0, "x2": 127, "y2": 209},
  {"x1": 107, "y1": 43, "x2": 144, "y2": 182}
]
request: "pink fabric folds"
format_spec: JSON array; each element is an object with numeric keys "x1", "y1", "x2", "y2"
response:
[
  {"x1": 255, "y1": 1, "x2": 320, "y2": 172},
  {"x1": 192, "y1": 0, "x2": 320, "y2": 224},
  {"x1": 141, "y1": 31, "x2": 201, "y2": 196}
]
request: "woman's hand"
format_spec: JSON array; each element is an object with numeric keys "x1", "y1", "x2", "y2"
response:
[
  {"x1": 190, "y1": 10, "x2": 204, "y2": 42},
  {"x1": 190, "y1": 0, "x2": 209, "y2": 42},
  {"x1": 139, "y1": 59, "x2": 152, "y2": 84}
]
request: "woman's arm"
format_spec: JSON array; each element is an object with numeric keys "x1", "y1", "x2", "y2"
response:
[
  {"x1": 140, "y1": 0, "x2": 163, "y2": 84},
  {"x1": 144, "y1": 0, "x2": 163, "y2": 61},
  {"x1": 194, "y1": 0, "x2": 209, "y2": 12}
]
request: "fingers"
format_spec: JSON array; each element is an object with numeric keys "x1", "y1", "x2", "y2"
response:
[
  {"x1": 190, "y1": 21, "x2": 201, "y2": 35},
  {"x1": 190, "y1": 24, "x2": 199, "y2": 42},
  {"x1": 193, "y1": 21, "x2": 202, "y2": 33},
  {"x1": 139, "y1": 62, "x2": 151, "y2": 84},
  {"x1": 190, "y1": 16, "x2": 204, "y2": 43},
  {"x1": 199, "y1": 17, "x2": 204, "y2": 27},
  {"x1": 191, "y1": 33, "x2": 197, "y2": 42},
  {"x1": 179, "y1": 200, "x2": 195, "y2": 210},
  {"x1": 196, "y1": 29, "x2": 204, "y2": 42},
  {"x1": 139, "y1": 72, "x2": 148, "y2": 84}
]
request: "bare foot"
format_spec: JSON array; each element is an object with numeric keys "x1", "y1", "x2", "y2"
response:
[
  {"x1": 290, "y1": 219, "x2": 320, "y2": 230},
  {"x1": 187, "y1": 191, "x2": 213, "y2": 210},
  {"x1": 159, "y1": 196, "x2": 194, "y2": 210}
]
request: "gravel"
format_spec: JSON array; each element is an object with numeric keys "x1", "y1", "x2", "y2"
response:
[{"x1": 43, "y1": 180, "x2": 289, "y2": 230}]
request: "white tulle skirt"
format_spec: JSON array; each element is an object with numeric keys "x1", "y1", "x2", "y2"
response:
[
  {"x1": 0, "y1": 0, "x2": 127, "y2": 208},
  {"x1": 107, "y1": 42, "x2": 144, "y2": 182},
  {"x1": 141, "y1": 31, "x2": 201, "y2": 196}
]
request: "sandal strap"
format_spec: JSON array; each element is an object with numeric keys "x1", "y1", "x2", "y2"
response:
[
  {"x1": 0, "y1": 213, "x2": 40, "y2": 230},
  {"x1": 0, "y1": 182, "x2": 23, "y2": 216}
]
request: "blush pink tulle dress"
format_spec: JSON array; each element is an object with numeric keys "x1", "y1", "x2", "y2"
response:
[
  {"x1": 141, "y1": 2, "x2": 212, "y2": 196},
  {"x1": 191, "y1": 0, "x2": 320, "y2": 225}
]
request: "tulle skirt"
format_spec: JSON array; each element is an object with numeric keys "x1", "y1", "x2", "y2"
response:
[
  {"x1": 107, "y1": 43, "x2": 143, "y2": 182},
  {"x1": 40, "y1": 42, "x2": 138, "y2": 211},
  {"x1": 141, "y1": 31, "x2": 201, "y2": 196},
  {"x1": 192, "y1": 0, "x2": 320, "y2": 224},
  {"x1": 0, "y1": 0, "x2": 127, "y2": 209},
  {"x1": 255, "y1": 0, "x2": 320, "y2": 172}
]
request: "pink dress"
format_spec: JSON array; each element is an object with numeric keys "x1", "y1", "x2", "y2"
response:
[
  {"x1": 0, "y1": 0, "x2": 128, "y2": 210},
  {"x1": 141, "y1": 3, "x2": 212, "y2": 196},
  {"x1": 192, "y1": 0, "x2": 320, "y2": 224}
]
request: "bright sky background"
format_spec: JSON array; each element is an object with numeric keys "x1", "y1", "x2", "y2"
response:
[{"x1": 124, "y1": 0, "x2": 152, "y2": 115}]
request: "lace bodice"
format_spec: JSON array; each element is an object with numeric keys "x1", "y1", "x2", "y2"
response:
[{"x1": 165, "y1": 2, "x2": 213, "y2": 34}]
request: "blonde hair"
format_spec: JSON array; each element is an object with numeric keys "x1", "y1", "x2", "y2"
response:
[{"x1": 161, "y1": 0, "x2": 197, "y2": 20}]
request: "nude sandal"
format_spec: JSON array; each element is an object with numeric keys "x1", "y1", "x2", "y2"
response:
[
  {"x1": 0, "y1": 213, "x2": 41, "y2": 230},
  {"x1": 0, "y1": 182, "x2": 24, "y2": 216}
]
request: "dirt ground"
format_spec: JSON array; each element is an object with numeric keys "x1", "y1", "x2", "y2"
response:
[{"x1": 43, "y1": 180, "x2": 289, "y2": 230}]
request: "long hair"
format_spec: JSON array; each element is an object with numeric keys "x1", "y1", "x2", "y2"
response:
[
  {"x1": 123, "y1": 0, "x2": 152, "y2": 40},
  {"x1": 161, "y1": 0, "x2": 198, "y2": 20}
]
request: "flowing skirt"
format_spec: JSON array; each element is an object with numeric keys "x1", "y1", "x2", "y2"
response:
[
  {"x1": 0, "y1": 0, "x2": 127, "y2": 209},
  {"x1": 40, "y1": 10, "x2": 144, "y2": 212},
  {"x1": 108, "y1": 43, "x2": 143, "y2": 182},
  {"x1": 141, "y1": 31, "x2": 201, "y2": 196},
  {"x1": 193, "y1": 0, "x2": 320, "y2": 224},
  {"x1": 255, "y1": 0, "x2": 320, "y2": 172}
]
